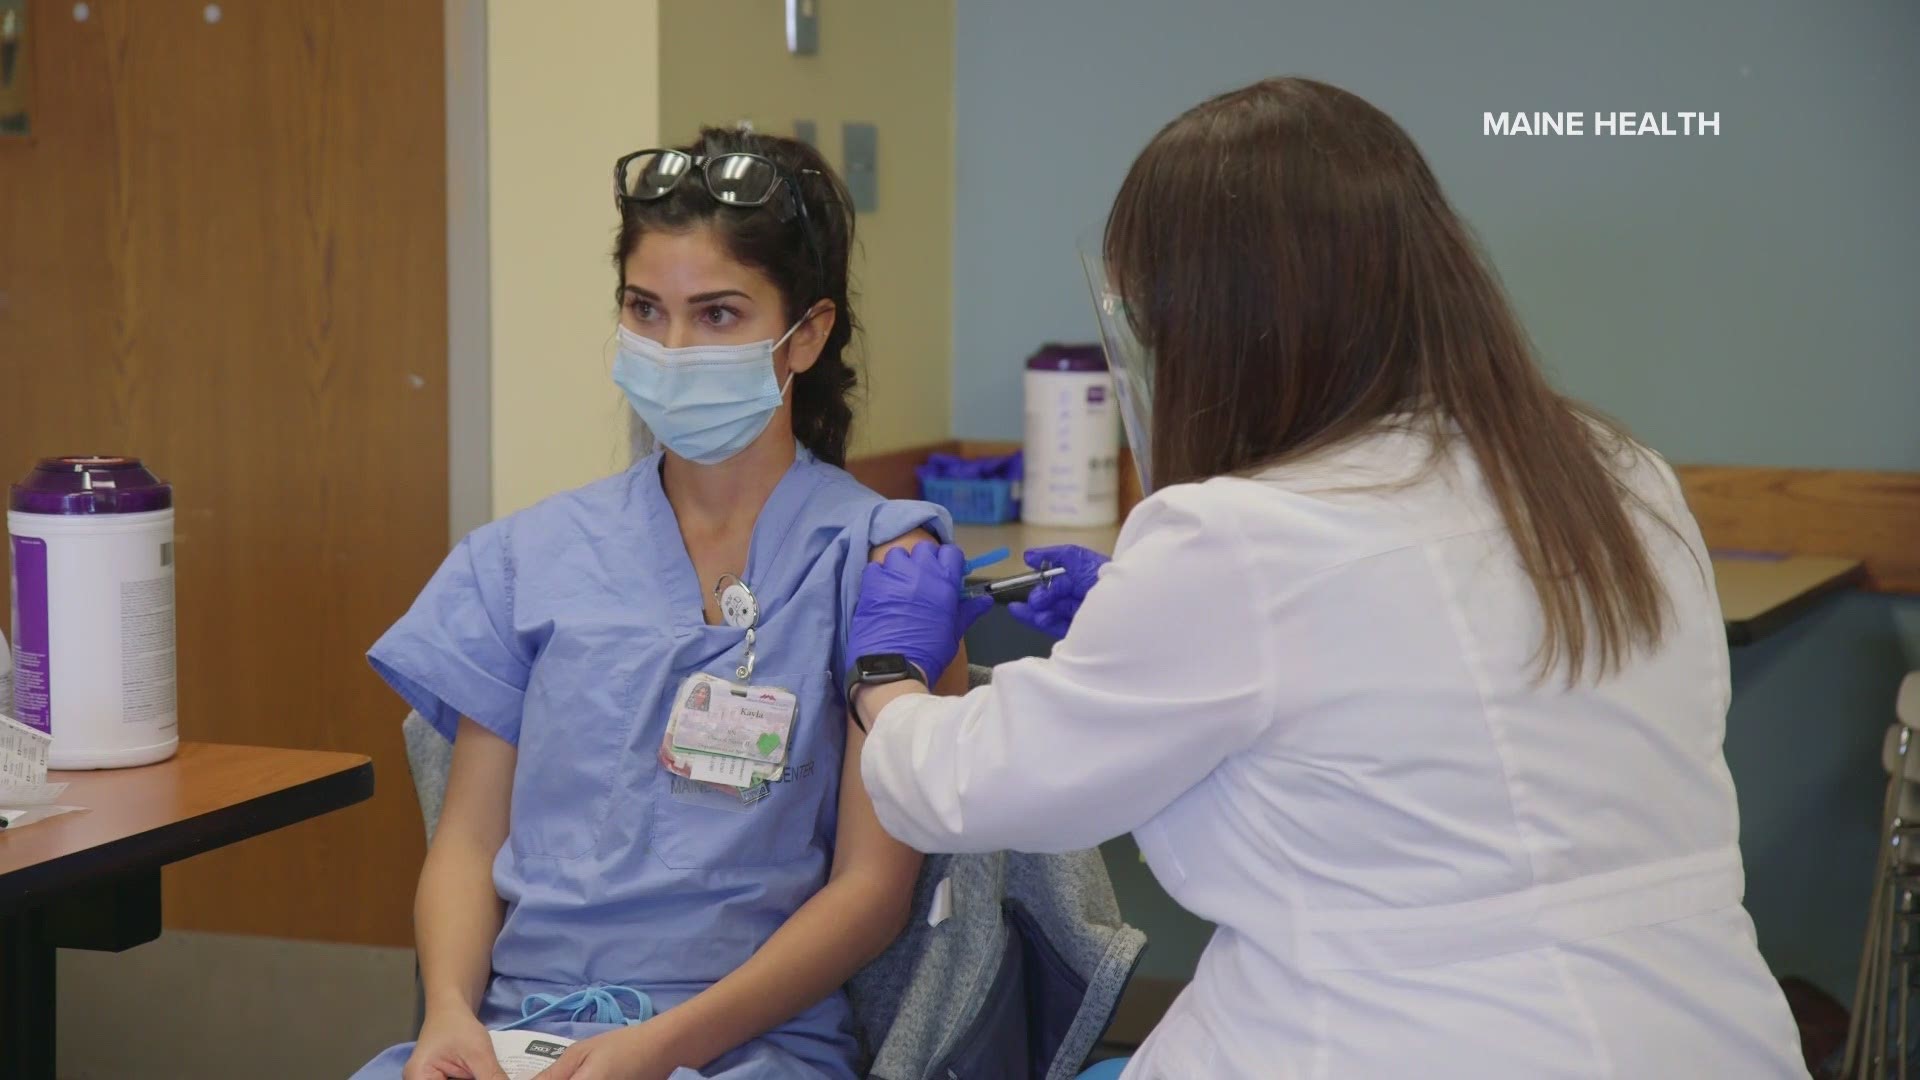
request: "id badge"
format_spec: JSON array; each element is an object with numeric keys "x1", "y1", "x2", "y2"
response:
[{"x1": 665, "y1": 672, "x2": 797, "y2": 792}]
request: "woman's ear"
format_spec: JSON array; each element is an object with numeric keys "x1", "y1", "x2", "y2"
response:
[{"x1": 783, "y1": 301, "x2": 837, "y2": 377}]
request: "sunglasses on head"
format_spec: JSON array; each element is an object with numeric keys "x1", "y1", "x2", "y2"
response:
[
  {"x1": 615, "y1": 148, "x2": 828, "y2": 292},
  {"x1": 616, "y1": 149, "x2": 824, "y2": 214}
]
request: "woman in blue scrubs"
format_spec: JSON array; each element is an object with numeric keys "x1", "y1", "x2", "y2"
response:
[{"x1": 353, "y1": 129, "x2": 964, "y2": 1080}]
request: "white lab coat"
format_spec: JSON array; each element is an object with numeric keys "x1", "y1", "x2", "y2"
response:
[{"x1": 861, "y1": 424, "x2": 1808, "y2": 1078}]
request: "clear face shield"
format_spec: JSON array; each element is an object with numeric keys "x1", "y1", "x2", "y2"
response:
[{"x1": 1079, "y1": 243, "x2": 1157, "y2": 494}]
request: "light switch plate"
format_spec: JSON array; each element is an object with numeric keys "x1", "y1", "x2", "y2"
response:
[
  {"x1": 843, "y1": 122, "x2": 877, "y2": 211},
  {"x1": 786, "y1": 0, "x2": 818, "y2": 55},
  {"x1": 794, "y1": 120, "x2": 817, "y2": 147}
]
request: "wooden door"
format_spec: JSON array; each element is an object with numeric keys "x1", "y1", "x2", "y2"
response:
[{"x1": 0, "y1": 0, "x2": 445, "y2": 946}]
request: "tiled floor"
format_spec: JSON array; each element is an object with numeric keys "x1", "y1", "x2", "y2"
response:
[{"x1": 55, "y1": 930, "x2": 415, "y2": 1079}]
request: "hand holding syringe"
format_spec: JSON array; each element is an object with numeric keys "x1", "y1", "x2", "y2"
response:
[
  {"x1": 990, "y1": 544, "x2": 1112, "y2": 637},
  {"x1": 962, "y1": 565, "x2": 1067, "y2": 602},
  {"x1": 956, "y1": 546, "x2": 1068, "y2": 604}
]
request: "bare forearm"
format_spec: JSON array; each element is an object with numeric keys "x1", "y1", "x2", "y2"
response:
[
  {"x1": 853, "y1": 679, "x2": 928, "y2": 732},
  {"x1": 415, "y1": 837, "x2": 506, "y2": 1016},
  {"x1": 649, "y1": 875, "x2": 908, "y2": 1068}
]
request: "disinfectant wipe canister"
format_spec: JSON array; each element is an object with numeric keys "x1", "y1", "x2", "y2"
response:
[
  {"x1": 8, "y1": 457, "x2": 178, "y2": 769},
  {"x1": 0, "y1": 628, "x2": 12, "y2": 718},
  {"x1": 1023, "y1": 343, "x2": 1120, "y2": 527}
]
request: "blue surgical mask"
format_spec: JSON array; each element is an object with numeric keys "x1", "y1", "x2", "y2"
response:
[{"x1": 613, "y1": 318, "x2": 806, "y2": 465}]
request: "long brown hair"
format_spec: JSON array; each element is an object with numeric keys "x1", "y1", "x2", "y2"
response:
[{"x1": 1105, "y1": 77, "x2": 1670, "y2": 683}]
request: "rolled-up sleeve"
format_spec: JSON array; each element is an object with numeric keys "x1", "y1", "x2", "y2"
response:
[
  {"x1": 834, "y1": 497, "x2": 953, "y2": 699},
  {"x1": 859, "y1": 485, "x2": 1274, "y2": 854},
  {"x1": 369, "y1": 521, "x2": 532, "y2": 745}
]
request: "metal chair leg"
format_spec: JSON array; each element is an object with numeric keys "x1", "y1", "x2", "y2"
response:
[
  {"x1": 1846, "y1": 770, "x2": 1903, "y2": 1076},
  {"x1": 1899, "y1": 886, "x2": 1913, "y2": 1080}
]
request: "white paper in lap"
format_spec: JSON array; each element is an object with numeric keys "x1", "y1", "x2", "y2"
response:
[{"x1": 489, "y1": 1030, "x2": 573, "y2": 1079}]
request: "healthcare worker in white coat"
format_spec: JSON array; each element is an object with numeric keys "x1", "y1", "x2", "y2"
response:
[{"x1": 840, "y1": 78, "x2": 1810, "y2": 1078}]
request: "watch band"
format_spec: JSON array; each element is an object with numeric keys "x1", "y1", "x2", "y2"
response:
[{"x1": 846, "y1": 654, "x2": 919, "y2": 732}]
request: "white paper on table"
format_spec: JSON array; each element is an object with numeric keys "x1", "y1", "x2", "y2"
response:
[
  {"x1": 0, "y1": 805, "x2": 84, "y2": 829},
  {"x1": 0, "y1": 713, "x2": 51, "y2": 784},
  {"x1": 0, "y1": 778, "x2": 69, "y2": 805},
  {"x1": 489, "y1": 1030, "x2": 574, "y2": 1079}
]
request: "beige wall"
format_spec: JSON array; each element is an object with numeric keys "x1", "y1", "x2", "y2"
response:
[
  {"x1": 487, "y1": 0, "x2": 660, "y2": 515},
  {"x1": 482, "y1": 0, "x2": 950, "y2": 515},
  {"x1": 659, "y1": 0, "x2": 955, "y2": 458}
]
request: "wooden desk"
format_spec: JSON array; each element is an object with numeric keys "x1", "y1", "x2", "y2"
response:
[
  {"x1": 954, "y1": 522, "x2": 1121, "y2": 596},
  {"x1": 0, "y1": 743, "x2": 373, "y2": 1079},
  {"x1": 955, "y1": 521, "x2": 1123, "y2": 563},
  {"x1": 1714, "y1": 554, "x2": 1865, "y2": 646},
  {"x1": 956, "y1": 523, "x2": 1863, "y2": 646}
]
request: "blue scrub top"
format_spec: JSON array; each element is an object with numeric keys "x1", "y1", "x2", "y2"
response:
[{"x1": 368, "y1": 448, "x2": 949, "y2": 1074}]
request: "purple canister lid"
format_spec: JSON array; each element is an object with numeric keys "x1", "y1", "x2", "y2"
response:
[
  {"x1": 10, "y1": 456, "x2": 174, "y2": 515},
  {"x1": 1025, "y1": 342, "x2": 1108, "y2": 373}
]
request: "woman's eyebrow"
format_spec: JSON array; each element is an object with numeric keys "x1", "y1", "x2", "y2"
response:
[
  {"x1": 686, "y1": 289, "x2": 751, "y2": 304},
  {"x1": 621, "y1": 285, "x2": 663, "y2": 302}
]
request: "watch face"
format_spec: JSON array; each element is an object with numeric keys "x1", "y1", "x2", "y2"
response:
[{"x1": 857, "y1": 654, "x2": 911, "y2": 680}]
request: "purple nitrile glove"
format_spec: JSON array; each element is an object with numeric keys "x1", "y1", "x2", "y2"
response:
[
  {"x1": 1006, "y1": 544, "x2": 1110, "y2": 639},
  {"x1": 849, "y1": 542, "x2": 994, "y2": 686}
]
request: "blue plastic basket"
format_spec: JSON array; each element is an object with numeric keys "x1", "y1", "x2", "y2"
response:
[{"x1": 919, "y1": 476, "x2": 1019, "y2": 525}]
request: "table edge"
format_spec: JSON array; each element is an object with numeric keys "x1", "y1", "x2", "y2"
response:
[
  {"x1": 1722, "y1": 559, "x2": 1866, "y2": 646},
  {"x1": 0, "y1": 758, "x2": 375, "y2": 914}
]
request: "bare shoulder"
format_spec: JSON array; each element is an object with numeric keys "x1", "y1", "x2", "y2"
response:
[{"x1": 870, "y1": 527, "x2": 939, "y2": 563}]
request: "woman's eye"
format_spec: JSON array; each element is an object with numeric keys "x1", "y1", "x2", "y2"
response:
[
  {"x1": 625, "y1": 298, "x2": 658, "y2": 320},
  {"x1": 700, "y1": 305, "x2": 740, "y2": 328}
]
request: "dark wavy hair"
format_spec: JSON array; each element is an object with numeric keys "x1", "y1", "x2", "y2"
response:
[{"x1": 613, "y1": 128, "x2": 859, "y2": 466}]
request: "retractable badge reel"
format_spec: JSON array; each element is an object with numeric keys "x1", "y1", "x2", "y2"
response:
[{"x1": 715, "y1": 574, "x2": 759, "y2": 681}]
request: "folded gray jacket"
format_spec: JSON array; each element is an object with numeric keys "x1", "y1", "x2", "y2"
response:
[
  {"x1": 849, "y1": 846, "x2": 1147, "y2": 1080},
  {"x1": 847, "y1": 663, "x2": 1146, "y2": 1079}
]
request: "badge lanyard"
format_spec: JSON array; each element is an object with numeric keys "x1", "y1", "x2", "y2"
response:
[{"x1": 660, "y1": 574, "x2": 799, "y2": 796}]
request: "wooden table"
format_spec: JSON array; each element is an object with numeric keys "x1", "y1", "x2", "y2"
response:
[
  {"x1": 1713, "y1": 553, "x2": 1865, "y2": 645},
  {"x1": 955, "y1": 522, "x2": 1863, "y2": 646},
  {"x1": 0, "y1": 742, "x2": 373, "y2": 1080}
]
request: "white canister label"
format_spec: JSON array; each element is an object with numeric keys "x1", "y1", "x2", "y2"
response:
[
  {"x1": 1023, "y1": 370, "x2": 1121, "y2": 527},
  {"x1": 120, "y1": 571, "x2": 177, "y2": 725}
]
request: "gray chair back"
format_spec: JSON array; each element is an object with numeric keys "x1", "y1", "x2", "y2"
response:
[{"x1": 401, "y1": 710, "x2": 453, "y2": 841}]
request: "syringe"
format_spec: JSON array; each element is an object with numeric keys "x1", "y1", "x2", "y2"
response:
[{"x1": 961, "y1": 566, "x2": 1067, "y2": 602}]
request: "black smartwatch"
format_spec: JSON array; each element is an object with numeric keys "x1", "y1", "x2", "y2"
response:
[{"x1": 845, "y1": 653, "x2": 923, "y2": 731}]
